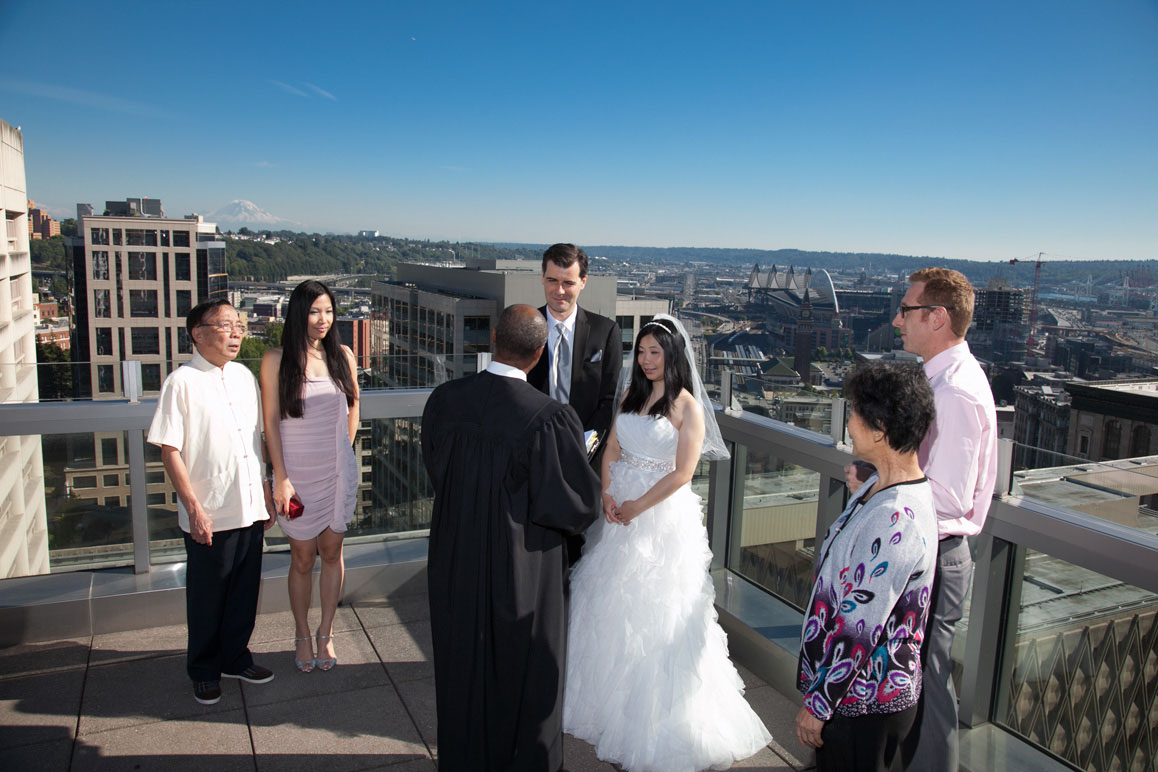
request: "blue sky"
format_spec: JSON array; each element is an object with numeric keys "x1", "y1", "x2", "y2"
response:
[{"x1": 2, "y1": 0, "x2": 1156, "y2": 261}]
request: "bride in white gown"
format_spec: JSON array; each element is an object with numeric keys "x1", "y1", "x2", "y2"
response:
[{"x1": 564, "y1": 315, "x2": 771, "y2": 772}]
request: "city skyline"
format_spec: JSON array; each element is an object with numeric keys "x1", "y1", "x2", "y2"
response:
[{"x1": 1, "y1": 0, "x2": 1156, "y2": 262}]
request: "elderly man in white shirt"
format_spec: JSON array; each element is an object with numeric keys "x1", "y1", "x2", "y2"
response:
[{"x1": 148, "y1": 299, "x2": 276, "y2": 706}]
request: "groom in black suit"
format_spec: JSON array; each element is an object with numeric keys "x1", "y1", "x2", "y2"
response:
[
  {"x1": 528, "y1": 243, "x2": 622, "y2": 462},
  {"x1": 422, "y1": 304, "x2": 601, "y2": 772}
]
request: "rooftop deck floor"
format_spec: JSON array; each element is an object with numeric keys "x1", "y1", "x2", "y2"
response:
[{"x1": 0, "y1": 590, "x2": 813, "y2": 771}]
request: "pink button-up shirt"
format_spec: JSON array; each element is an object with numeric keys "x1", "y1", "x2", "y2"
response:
[{"x1": 918, "y1": 341, "x2": 999, "y2": 538}]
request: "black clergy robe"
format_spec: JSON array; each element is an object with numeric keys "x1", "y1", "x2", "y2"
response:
[{"x1": 421, "y1": 370, "x2": 601, "y2": 772}]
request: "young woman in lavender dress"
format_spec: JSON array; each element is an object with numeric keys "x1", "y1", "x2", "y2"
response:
[{"x1": 261, "y1": 280, "x2": 359, "y2": 673}]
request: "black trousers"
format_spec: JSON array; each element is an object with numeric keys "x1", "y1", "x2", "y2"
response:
[
  {"x1": 816, "y1": 706, "x2": 917, "y2": 772},
  {"x1": 183, "y1": 521, "x2": 264, "y2": 682}
]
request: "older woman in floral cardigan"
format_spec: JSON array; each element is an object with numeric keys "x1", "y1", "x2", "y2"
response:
[{"x1": 796, "y1": 363, "x2": 939, "y2": 772}]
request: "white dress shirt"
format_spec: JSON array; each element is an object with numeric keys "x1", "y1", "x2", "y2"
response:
[
  {"x1": 147, "y1": 350, "x2": 268, "y2": 533},
  {"x1": 486, "y1": 361, "x2": 527, "y2": 381},
  {"x1": 918, "y1": 341, "x2": 999, "y2": 538}
]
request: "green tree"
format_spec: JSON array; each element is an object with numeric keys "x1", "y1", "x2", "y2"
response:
[
  {"x1": 36, "y1": 341, "x2": 73, "y2": 400},
  {"x1": 265, "y1": 322, "x2": 283, "y2": 347},
  {"x1": 60, "y1": 218, "x2": 78, "y2": 237},
  {"x1": 237, "y1": 337, "x2": 271, "y2": 377}
]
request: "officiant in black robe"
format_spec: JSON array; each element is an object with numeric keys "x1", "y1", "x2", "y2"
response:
[{"x1": 421, "y1": 304, "x2": 601, "y2": 772}]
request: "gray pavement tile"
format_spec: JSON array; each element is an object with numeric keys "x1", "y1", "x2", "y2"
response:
[
  {"x1": 0, "y1": 668, "x2": 84, "y2": 749},
  {"x1": 70, "y1": 709, "x2": 253, "y2": 771},
  {"x1": 248, "y1": 684, "x2": 429, "y2": 772},
  {"x1": 241, "y1": 633, "x2": 390, "y2": 708},
  {"x1": 744, "y1": 685, "x2": 815, "y2": 771},
  {"x1": 0, "y1": 637, "x2": 91, "y2": 678},
  {"x1": 0, "y1": 738, "x2": 75, "y2": 771},
  {"x1": 90, "y1": 623, "x2": 186, "y2": 666},
  {"x1": 393, "y1": 676, "x2": 436, "y2": 755},
  {"x1": 250, "y1": 606, "x2": 364, "y2": 644},
  {"x1": 358, "y1": 761, "x2": 437, "y2": 772},
  {"x1": 562, "y1": 733, "x2": 619, "y2": 771},
  {"x1": 735, "y1": 660, "x2": 770, "y2": 691},
  {"x1": 731, "y1": 743, "x2": 799, "y2": 770},
  {"x1": 78, "y1": 653, "x2": 241, "y2": 737},
  {"x1": 365, "y1": 620, "x2": 433, "y2": 683},
  {"x1": 351, "y1": 596, "x2": 431, "y2": 630}
]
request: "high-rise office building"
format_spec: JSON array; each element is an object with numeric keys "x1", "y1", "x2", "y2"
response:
[
  {"x1": 0, "y1": 119, "x2": 49, "y2": 577},
  {"x1": 67, "y1": 199, "x2": 226, "y2": 398}
]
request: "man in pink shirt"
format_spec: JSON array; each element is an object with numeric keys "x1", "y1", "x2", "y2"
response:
[{"x1": 894, "y1": 268, "x2": 998, "y2": 771}]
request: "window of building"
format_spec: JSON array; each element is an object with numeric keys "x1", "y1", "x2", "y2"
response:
[
  {"x1": 93, "y1": 289, "x2": 111, "y2": 318},
  {"x1": 172, "y1": 230, "x2": 190, "y2": 248},
  {"x1": 131, "y1": 327, "x2": 160, "y2": 355},
  {"x1": 101, "y1": 437, "x2": 118, "y2": 464},
  {"x1": 1130, "y1": 424, "x2": 1151, "y2": 457},
  {"x1": 112, "y1": 229, "x2": 123, "y2": 246},
  {"x1": 95, "y1": 327, "x2": 113, "y2": 356},
  {"x1": 92, "y1": 251, "x2": 110, "y2": 280},
  {"x1": 176, "y1": 290, "x2": 192, "y2": 317},
  {"x1": 147, "y1": 492, "x2": 167, "y2": 506},
  {"x1": 73, "y1": 475, "x2": 97, "y2": 489},
  {"x1": 146, "y1": 470, "x2": 165, "y2": 484},
  {"x1": 97, "y1": 365, "x2": 115, "y2": 393},
  {"x1": 129, "y1": 290, "x2": 158, "y2": 317},
  {"x1": 160, "y1": 230, "x2": 170, "y2": 247},
  {"x1": 104, "y1": 474, "x2": 120, "y2": 487},
  {"x1": 174, "y1": 252, "x2": 191, "y2": 281},
  {"x1": 127, "y1": 252, "x2": 157, "y2": 280},
  {"x1": 1102, "y1": 420, "x2": 1122, "y2": 460},
  {"x1": 125, "y1": 229, "x2": 158, "y2": 247},
  {"x1": 90, "y1": 227, "x2": 109, "y2": 245},
  {"x1": 177, "y1": 328, "x2": 192, "y2": 354},
  {"x1": 141, "y1": 364, "x2": 162, "y2": 392},
  {"x1": 362, "y1": 471, "x2": 372, "y2": 483}
]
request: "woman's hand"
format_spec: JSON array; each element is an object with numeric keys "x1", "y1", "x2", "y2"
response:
[
  {"x1": 602, "y1": 492, "x2": 619, "y2": 524},
  {"x1": 795, "y1": 706, "x2": 825, "y2": 748},
  {"x1": 273, "y1": 477, "x2": 297, "y2": 516},
  {"x1": 615, "y1": 499, "x2": 644, "y2": 525}
]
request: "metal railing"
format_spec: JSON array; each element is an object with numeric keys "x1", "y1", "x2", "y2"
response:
[{"x1": 1, "y1": 389, "x2": 1156, "y2": 771}]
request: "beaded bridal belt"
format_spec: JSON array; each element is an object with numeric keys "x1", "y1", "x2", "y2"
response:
[{"x1": 618, "y1": 448, "x2": 676, "y2": 474}]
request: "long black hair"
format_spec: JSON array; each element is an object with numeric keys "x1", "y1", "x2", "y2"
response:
[
  {"x1": 277, "y1": 280, "x2": 356, "y2": 418},
  {"x1": 620, "y1": 318, "x2": 693, "y2": 419}
]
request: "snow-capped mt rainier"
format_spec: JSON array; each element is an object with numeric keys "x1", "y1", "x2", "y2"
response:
[{"x1": 204, "y1": 200, "x2": 302, "y2": 231}]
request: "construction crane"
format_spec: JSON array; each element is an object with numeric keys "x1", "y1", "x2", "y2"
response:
[{"x1": 1009, "y1": 252, "x2": 1043, "y2": 349}]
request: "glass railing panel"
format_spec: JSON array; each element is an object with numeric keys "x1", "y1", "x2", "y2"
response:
[
  {"x1": 39, "y1": 431, "x2": 136, "y2": 573},
  {"x1": 725, "y1": 372, "x2": 839, "y2": 436},
  {"x1": 728, "y1": 442, "x2": 821, "y2": 611},
  {"x1": 1013, "y1": 450, "x2": 1158, "y2": 541},
  {"x1": 995, "y1": 550, "x2": 1158, "y2": 772}
]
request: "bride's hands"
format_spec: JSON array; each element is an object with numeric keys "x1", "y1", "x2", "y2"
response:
[
  {"x1": 613, "y1": 499, "x2": 643, "y2": 526},
  {"x1": 602, "y1": 492, "x2": 619, "y2": 524}
]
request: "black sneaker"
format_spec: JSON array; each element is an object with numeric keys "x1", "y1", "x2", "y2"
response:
[
  {"x1": 222, "y1": 664, "x2": 274, "y2": 684},
  {"x1": 193, "y1": 680, "x2": 221, "y2": 705}
]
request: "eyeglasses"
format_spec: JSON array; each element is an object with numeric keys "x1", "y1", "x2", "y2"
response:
[
  {"x1": 897, "y1": 304, "x2": 951, "y2": 317},
  {"x1": 198, "y1": 322, "x2": 248, "y2": 336}
]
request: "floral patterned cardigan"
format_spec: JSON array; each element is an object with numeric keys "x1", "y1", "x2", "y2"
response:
[{"x1": 797, "y1": 476, "x2": 939, "y2": 721}]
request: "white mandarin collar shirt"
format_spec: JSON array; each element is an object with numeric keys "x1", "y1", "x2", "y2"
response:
[
  {"x1": 147, "y1": 350, "x2": 268, "y2": 533},
  {"x1": 918, "y1": 341, "x2": 999, "y2": 538},
  {"x1": 486, "y1": 361, "x2": 528, "y2": 381}
]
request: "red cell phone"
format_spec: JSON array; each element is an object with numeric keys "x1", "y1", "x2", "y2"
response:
[{"x1": 285, "y1": 495, "x2": 305, "y2": 520}]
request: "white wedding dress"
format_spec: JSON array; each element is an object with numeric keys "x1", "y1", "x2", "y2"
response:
[{"x1": 564, "y1": 412, "x2": 772, "y2": 772}]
